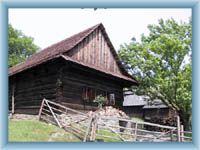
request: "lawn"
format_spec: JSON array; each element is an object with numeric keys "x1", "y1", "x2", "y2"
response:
[
  {"x1": 9, "y1": 119, "x2": 123, "y2": 142},
  {"x1": 9, "y1": 120, "x2": 81, "y2": 142}
]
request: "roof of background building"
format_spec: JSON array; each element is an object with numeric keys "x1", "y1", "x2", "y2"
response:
[
  {"x1": 123, "y1": 91, "x2": 147, "y2": 106},
  {"x1": 123, "y1": 91, "x2": 168, "y2": 109}
]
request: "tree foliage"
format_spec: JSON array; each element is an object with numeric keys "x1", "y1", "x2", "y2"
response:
[
  {"x1": 118, "y1": 18, "x2": 192, "y2": 129},
  {"x1": 8, "y1": 24, "x2": 39, "y2": 67}
]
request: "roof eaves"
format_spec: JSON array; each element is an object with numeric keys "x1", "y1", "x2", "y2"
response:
[
  {"x1": 9, "y1": 23, "x2": 101, "y2": 76},
  {"x1": 60, "y1": 55, "x2": 138, "y2": 84},
  {"x1": 99, "y1": 24, "x2": 139, "y2": 84}
]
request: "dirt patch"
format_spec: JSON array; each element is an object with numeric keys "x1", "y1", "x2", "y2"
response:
[
  {"x1": 56, "y1": 106, "x2": 130, "y2": 133},
  {"x1": 48, "y1": 132, "x2": 65, "y2": 141},
  {"x1": 9, "y1": 114, "x2": 39, "y2": 120},
  {"x1": 58, "y1": 106, "x2": 129, "y2": 125}
]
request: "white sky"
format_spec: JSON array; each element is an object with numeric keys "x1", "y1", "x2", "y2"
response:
[{"x1": 9, "y1": 8, "x2": 191, "y2": 51}]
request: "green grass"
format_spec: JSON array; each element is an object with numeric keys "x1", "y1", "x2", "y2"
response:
[
  {"x1": 71, "y1": 123, "x2": 122, "y2": 142},
  {"x1": 96, "y1": 129, "x2": 122, "y2": 142},
  {"x1": 9, "y1": 120, "x2": 81, "y2": 142},
  {"x1": 185, "y1": 133, "x2": 192, "y2": 138},
  {"x1": 9, "y1": 119, "x2": 130, "y2": 142}
]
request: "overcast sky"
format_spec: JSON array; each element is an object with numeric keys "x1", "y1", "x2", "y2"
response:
[{"x1": 9, "y1": 8, "x2": 191, "y2": 51}]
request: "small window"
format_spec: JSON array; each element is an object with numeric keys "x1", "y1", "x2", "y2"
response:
[
  {"x1": 82, "y1": 87, "x2": 115, "y2": 106},
  {"x1": 82, "y1": 87, "x2": 96, "y2": 102}
]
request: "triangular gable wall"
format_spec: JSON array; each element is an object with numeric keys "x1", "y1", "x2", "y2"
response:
[{"x1": 66, "y1": 27, "x2": 123, "y2": 76}]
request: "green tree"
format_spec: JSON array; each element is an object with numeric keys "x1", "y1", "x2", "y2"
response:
[
  {"x1": 118, "y1": 18, "x2": 192, "y2": 130},
  {"x1": 8, "y1": 24, "x2": 39, "y2": 67}
]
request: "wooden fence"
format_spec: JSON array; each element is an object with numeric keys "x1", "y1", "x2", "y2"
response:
[{"x1": 38, "y1": 98, "x2": 192, "y2": 142}]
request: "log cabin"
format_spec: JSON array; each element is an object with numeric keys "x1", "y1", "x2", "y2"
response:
[
  {"x1": 123, "y1": 91, "x2": 146, "y2": 118},
  {"x1": 143, "y1": 99, "x2": 177, "y2": 121},
  {"x1": 123, "y1": 91, "x2": 176, "y2": 121},
  {"x1": 8, "y1": 23, "x2": 138, "y2": 114}
]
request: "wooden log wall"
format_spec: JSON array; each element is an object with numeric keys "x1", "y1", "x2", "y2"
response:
[
  {"x1": 66, "y1": 28, "x2": 122, "y2": 76},
  {"x1": 61, "y1": 64, "x2": 124, "y2": 109},
  {"x1": 123, "y1": 106, "x2": 144, "y2": 118},
  {"x1": 8, "y1": 58, "x2": 125, "y2": 114},
  {"x1": 144, "y1": 108, "x2": 170, "y2": 119},
  {"x1": 8, "y1": 59, "x2": 64, "y2": 114},
  {"x1": 8, "y1": 79, "x2": 13, "y2": 110}
]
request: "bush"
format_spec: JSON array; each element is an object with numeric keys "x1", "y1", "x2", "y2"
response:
[{"x1": 94, "y1": 95, "x2": 106, "y2": 108}]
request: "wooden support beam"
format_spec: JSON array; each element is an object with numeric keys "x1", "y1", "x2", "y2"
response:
[
  {"x1": 170, "y1": 130, "x2": 174, "y2": 141},
  {"x1": 181, "y1": 125, "x2": 184, "y2": 142},
  {"x1": 90, "y1": 116, "x2": 98, "y2": 141},
  {"x1": 11, "y1": 84, "x2": 15, "y2": 114},
  {"x1": 134, "y1": 122, "x2": 138, "y2": 141},
  {"x1": 83, "y1": 117, "x2": 93, "y2": 142},
  {"x1": 177, "y1": 116, "x2": 181, "y2": 142},
  {"x1": 38, "y1": 99, "x2": 45, "y2": 120}
]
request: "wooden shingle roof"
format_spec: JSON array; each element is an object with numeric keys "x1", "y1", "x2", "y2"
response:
[{"x1": 9, "y1": 23, "x2": 138, "y2": 85}]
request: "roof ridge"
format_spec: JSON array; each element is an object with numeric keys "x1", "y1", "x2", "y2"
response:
[
  {"x1": 8, "y1": 23, "x2": 138, "y2": 86},
  {"x1": 39, "y1": 23, "x2": 101, "y2": 54},
  {"x1": 64, "y1": 23, "x2": 102, "y2": 53}
]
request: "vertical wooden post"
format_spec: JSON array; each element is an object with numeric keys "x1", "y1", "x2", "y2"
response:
[
  {"x1": 181, "y1": 125, "x2": 184, "y2": 142},
  {"x1": 38, "y1": 98, "x2": 45, "y2": 120},
  {"x1": 11, "y1": 84, "x2": 15, "y2": 114},
  {"x1": 84, "y1": 116, "x2": 93, "y2": 142},
  {"x1": 170, "y1": 130, "x2": 174, "y2": 141},
  {"x1": 90, "y1": 116, "x2": 97, "y2": 141},
  {"x1": 95, "y1": 89, "x2": 96, "y2": 99},
  {"x1": 134, "y1": 122, "x2": 138, "y2": 141},
  {"x1": 177, "y1": 116, "x2": 181, "y2": 142}
]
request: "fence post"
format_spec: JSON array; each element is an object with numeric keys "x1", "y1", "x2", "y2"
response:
[
  {"x1": 134, "y1": 122, "x2": 138, "y2": 141},
  {"x1": 170, "y1": 130, "x2": 173, "y2": 141},
  {"x1": 11, "y1": 84, "x2": 15, "y2": 114},
  {"x1": 177, "y1": 116, "x2": 181, "y2": 142},
  {"x1": 90, "y1": 116, "x2": 97, "y2": 141},
  {"x1": 38, "y1": 98, "x2": 45, "y2": 120},
  {"x1": 180, "y1": 125, "x2": 184, "y2": 142},
  {"x1": 84, "y1": 116, "x2": 93, "y2": 142}
]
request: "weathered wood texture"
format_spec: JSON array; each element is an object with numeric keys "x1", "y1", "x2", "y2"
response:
[
  {"x1": 143, "y1": 108, "x2": 172, "y2": 119},
  {"x1": 39, "y1": 99, "x2": 192, "y2": 142},
  {"x1": 8, "y1": 59, "x2": 63, "y2": 114},
  {"x1": 61, "y1": 64, "x2": 124, "y2": 109},
  {"x1": 66, "y1": 28, "x2": 122, "y2": 76},
  {"x1": 8, "y1": 24, "x2": 136, "y2": 115},
  {"x1": 123, "y1": 106, "x2": 144, "y2": 118},
  {"x1": 9, "y1": 58, "x2": 124, "y2": 114},
  {"x1": 177, "y1": 115, "x2": 181, "y2": 142}
]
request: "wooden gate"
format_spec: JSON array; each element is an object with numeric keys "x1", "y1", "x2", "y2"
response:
[{"x1": 38, "y1": 98, "x2": 192, "y2": 142}]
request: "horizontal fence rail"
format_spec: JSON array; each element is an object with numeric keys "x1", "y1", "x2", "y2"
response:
[{"x1": 38, "y1": 98, "x2": 192, "y2": 142}]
